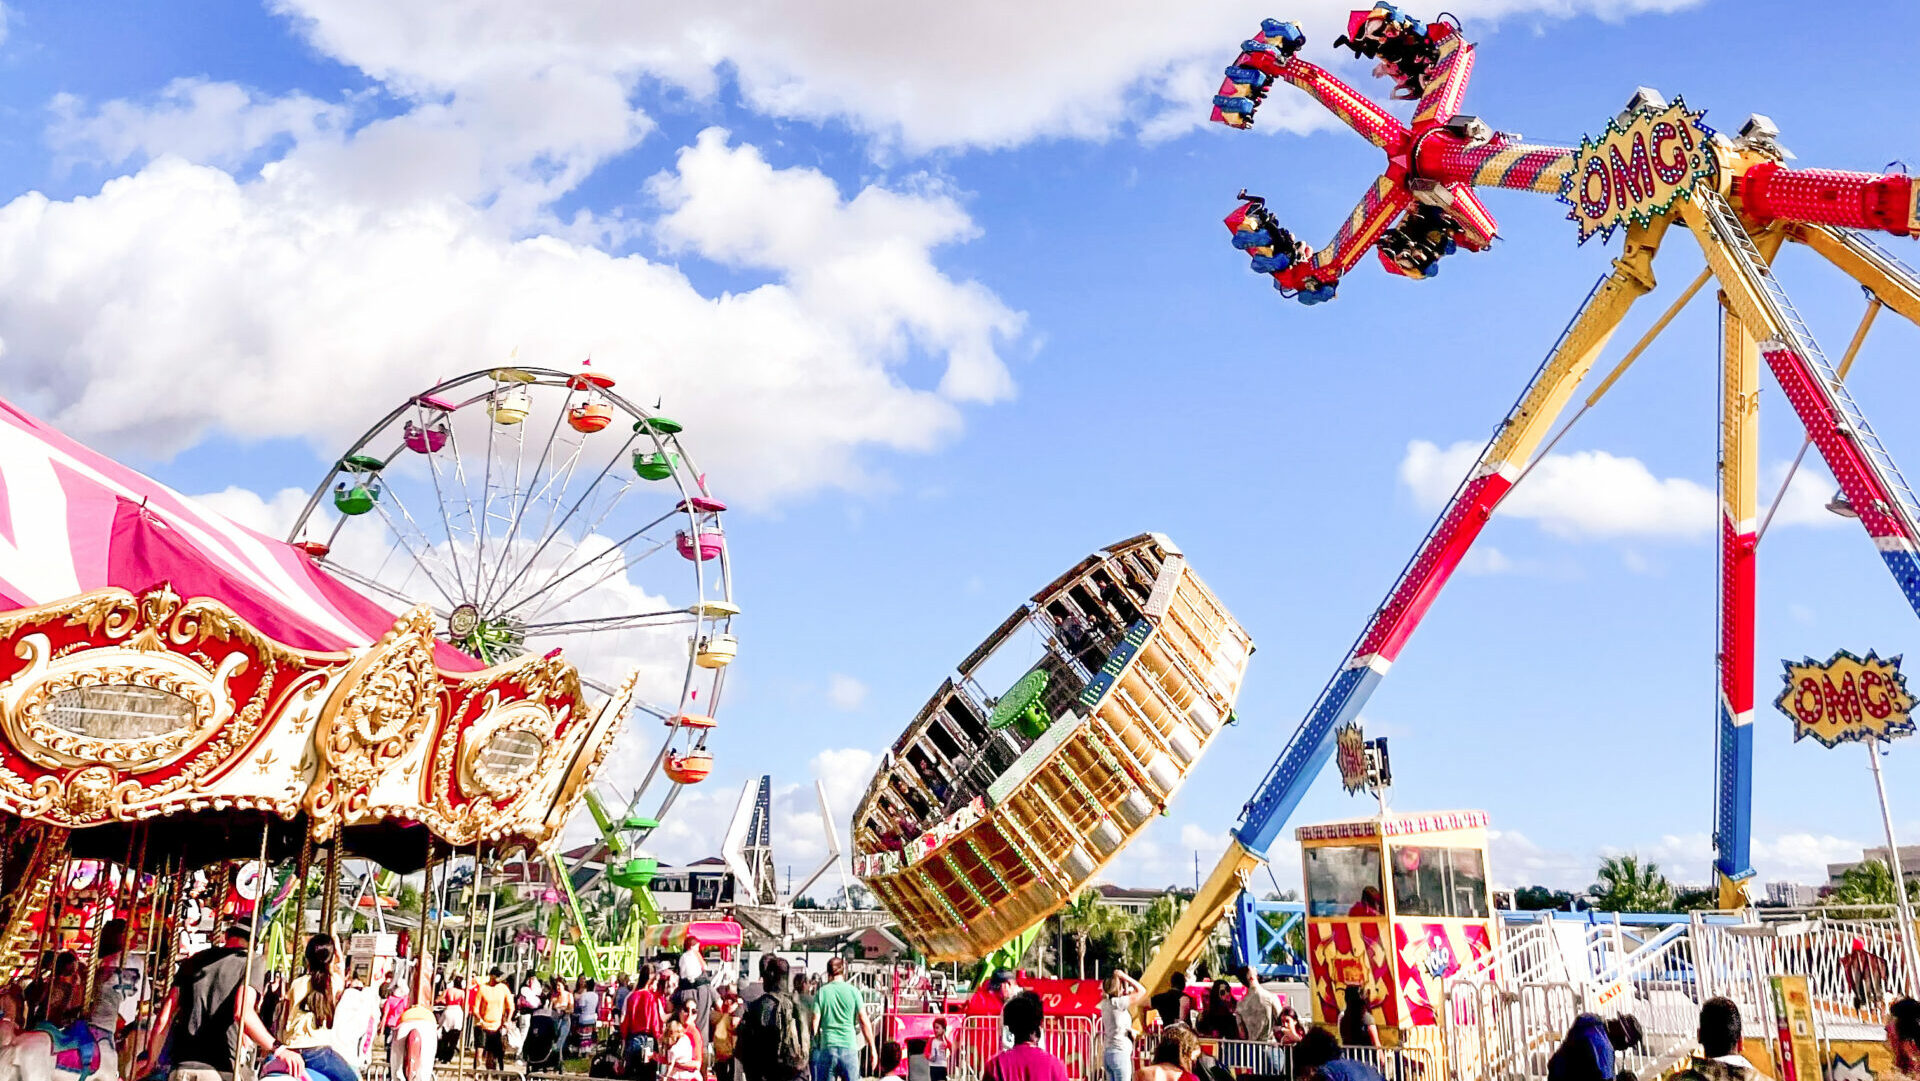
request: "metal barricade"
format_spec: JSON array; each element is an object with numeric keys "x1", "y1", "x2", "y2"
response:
[
  {"x1": 954, "y1": 1015, "x2": 1100, "y2": 1081},
  {"x1": 1205, "y1": 1037, "x2": 1291, "y2": 1076}
]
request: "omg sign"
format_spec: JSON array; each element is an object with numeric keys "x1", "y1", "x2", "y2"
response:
[
  {"x1": 1560, "y1": 98, "x2": 1714, "y2": 244},
  {"x1": 1774, "y1": 649, "x2": 1916, "y2": 747}
]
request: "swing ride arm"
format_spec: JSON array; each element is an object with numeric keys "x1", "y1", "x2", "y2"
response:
[
  {"x1": 1140, "y1": 222, "x2": 1667, "y2": 994},
  {"x1": 1788, "y1": 225, "x2": 1920, "y2": 328}
]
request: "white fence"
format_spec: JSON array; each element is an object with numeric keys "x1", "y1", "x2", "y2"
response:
[{"x1": 1442, "y1": 911, "x2": 1919, "y2": 1081}]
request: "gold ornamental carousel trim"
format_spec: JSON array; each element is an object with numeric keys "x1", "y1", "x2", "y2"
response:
[
  {"x1": 304, "y1": 605, "x2": 442, "y2": 838},
  {"x1": 381, "y1": 648, "x2": 586, "y2": 851},
  {"x1": 0, "y1": 583, "x2": 351, "y2": 827}
]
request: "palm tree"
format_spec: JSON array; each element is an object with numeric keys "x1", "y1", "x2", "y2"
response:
[
  {"x1": 1827, "y1": 859, "x2": 1920, "y2": 911},
  {"x1": 1058, "y1": 888, "x2": 1109, "y2": 978},
  {"x1": 1591, "y1": 854, "x2": 1675, "y2": 913}
]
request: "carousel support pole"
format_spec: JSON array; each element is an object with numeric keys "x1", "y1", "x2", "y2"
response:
[
  {"x1": 319, "y1": 841, "x2": 342, "y2": 938},
  {"x1": 233, "y1": 822, "x2": 272, "y2": 1076},
  {"x1": 417, "y1": 838, "x2": 437, "y2": 1005},
  {"x1": 118, "y1": 825, "x2": 150, "y2": 1081}
]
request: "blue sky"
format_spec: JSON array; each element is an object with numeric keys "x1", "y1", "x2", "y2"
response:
[{"x1": 1, "y1": 0, "x2": 1918, "y2": 897}]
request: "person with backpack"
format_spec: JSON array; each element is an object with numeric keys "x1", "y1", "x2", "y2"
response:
[{"x1": 737, "y1": 956, "x2": 810, "y2": 1081}]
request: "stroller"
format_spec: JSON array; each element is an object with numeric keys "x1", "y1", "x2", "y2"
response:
[{"x1": 523, "y1": 1008, "x2": 565, "y2": 1073}]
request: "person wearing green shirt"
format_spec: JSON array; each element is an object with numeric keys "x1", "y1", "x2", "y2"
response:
[{"x1": 810, "y1": 958, "x2": 873, "y2": 1081}]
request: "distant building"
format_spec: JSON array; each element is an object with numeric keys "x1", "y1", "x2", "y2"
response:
[
  {"x1": 1826, "y1": 846, "x2": 1920, "y2": 888},
  {"x1": 1096, "y1": 884, "x2": 1172, "y2": 915},
  {"x1": 1765, "y1": 881, "x2": 1820, "y2": 907}
]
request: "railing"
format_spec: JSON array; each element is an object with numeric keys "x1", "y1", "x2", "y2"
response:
[
  {"x1": 952, "y1": 1015, "x2": 1099, "y2": 1081},
  {"x1": 1455, "y1": 920, "x2": 1564, "y2": 987},
  {"x1": 1691, "y1": 914, "x2": 1914, "y2": 1039},
  {"x1": 1175, "y1": 1039, "x2": 1434, "y2": 1080}
]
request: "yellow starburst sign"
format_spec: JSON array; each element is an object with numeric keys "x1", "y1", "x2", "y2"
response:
[
  {"x1": 1774, "y1": 650, "x2": 1915, "y2": 748},
  {"x1": 1336, "y1": 722, "x2": 1368, "y2": 794},
  {"x1": 1559, "y1": 97, "x2": 1715, "y2": 244}
]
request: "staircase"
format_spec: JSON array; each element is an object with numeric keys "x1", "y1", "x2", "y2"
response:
[
  {"x1": 0, "y1": 827, "x2": 69, "y2": 981},
  {"x1": 1695, "y1": 188, "x2": 1920, "y2": 539}
]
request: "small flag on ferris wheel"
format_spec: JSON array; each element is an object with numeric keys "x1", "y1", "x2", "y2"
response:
[{"x1": 1774, "y1": 649, "x2": 1916, "y2": 748}]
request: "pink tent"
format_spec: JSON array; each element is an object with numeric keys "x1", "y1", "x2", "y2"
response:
[{"x1": 0, "y1": 396, "x2": 479, "y2": 669}]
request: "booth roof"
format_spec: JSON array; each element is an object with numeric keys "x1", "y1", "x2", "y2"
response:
[
  {"x1": 0, "y1": 396, "x2": 481, "y2": 669},
  {"x1": 1294, "y1": 809, "x2": 1490, "y2": 841}
]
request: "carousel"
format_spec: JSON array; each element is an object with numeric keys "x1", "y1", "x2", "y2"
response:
[{"x1": 0, "y1": 394, "x2": 635, "y2": 1079}]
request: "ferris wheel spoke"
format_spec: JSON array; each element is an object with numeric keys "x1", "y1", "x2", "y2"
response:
[
  {"x1": 419, "y1": 409, "x2": 471, "y2": 600},
  {"x1": 494, "y1": 434, "x2": 642, "y2": 611},
  {"x1": 494, "y1": 508, "x2": 677, "y2": 621},
  {"x1": 478, "y1": 396, "x2": 584, "y2": 614},
  {"x1": 440, "y1": 417, "x2": 487, "y2": 600},
  {"x1": 577, "y1": 674, "x2": 674, "y2": 721},
  {"x1": 325, "y1": 560, "x2": 453, "y2": 622},
  {"x1": 527, "y1": 543, "x2": 671, "y2": 622},
  {"x1": 520, "y1": 609, "x2": 700, "y2": 635},
  {"x1": 368, "y1": 493, "x2": 464, "y2": 607}
]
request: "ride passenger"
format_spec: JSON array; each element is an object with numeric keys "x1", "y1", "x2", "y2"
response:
[
  {"x1": 144, "y1": 922, "x2": 303, "y2": 1081},
  {"x1": 278, "y1": 932, "x2": 362, "y2": 1081}
]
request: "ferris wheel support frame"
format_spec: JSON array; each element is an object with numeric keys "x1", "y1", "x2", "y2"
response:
[{"x1": 287, "y1": 366, "x2": 735, "y2": 891}]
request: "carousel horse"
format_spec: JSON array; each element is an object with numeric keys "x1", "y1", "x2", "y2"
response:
[{"x1": 0, "y1": 1019, "x2": 118, "y2": 1081}]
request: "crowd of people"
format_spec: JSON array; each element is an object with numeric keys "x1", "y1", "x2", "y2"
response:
[{"x1": 15, "y1": 920, "x2": 1920, "y2": 1081}]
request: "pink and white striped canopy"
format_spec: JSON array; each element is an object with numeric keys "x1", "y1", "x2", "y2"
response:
[{"x1": 0, "y1": 396, "x2": 481, "y2": 670}]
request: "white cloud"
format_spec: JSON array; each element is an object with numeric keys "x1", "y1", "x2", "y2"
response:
[
  {"x1": 191, "y1": 485, "x2": 312, "y2": 537},
  {"x1": 0, "y1": 133, "x2": 1017, "y2": 505},
  {"x1": 1402, "y1": 442, "x2": 1855, "y2": 544},
  {"x1": 0, "y1": 4, "x2": 10, "y2": 48},
  {"x1": 1462, "y1": 545, "x2": 1514, "y2": 576},
  {"x1": 50, "y1": 78, "x2": 351, "y2": 171},
  {"x1": 1402, "y1": 440, "x2": 1714, "y2": 540},
  {"x1": 1488, "y1": 828, "x2": 1592, "y2": 891},
  {"x1": 825, "y1": 674, "x2": 868, "y2": 712},
  {"x1": 1759, "y1": 458, "x2": 1846, "y2": 531},
  {"x1": 255, "y1": 0, "x2": 1695, "y2": 155},
  {"x1": 1753, "y1": 833, "x2": 1860, "y2": 886}
]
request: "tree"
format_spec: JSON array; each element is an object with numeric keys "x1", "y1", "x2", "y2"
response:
[
  {"x1": 1827, "y1": 860, "x2": 1920, "y2": 911},
  {"x1": 1057, "y1": 888, "x2": 1109, "y2": 978},
  {"x1": 1591, "y1": 855, "x2": 1674, "y2": 913}
]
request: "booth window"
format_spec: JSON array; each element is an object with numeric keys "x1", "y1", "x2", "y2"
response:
[
  {"x1": 1391, "y1": 846, "x2": 1489, "y2": 918},
  {"x1": 1305, "y1": 845, "x2": 1385, "y2": 917}
]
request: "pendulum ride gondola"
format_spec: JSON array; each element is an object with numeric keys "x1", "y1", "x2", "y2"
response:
[
  {"x1": 1137, "y1": 2, "x2": 1920, "y2": 994},
  {"x1": 850, "y1": 534, "x2": 1255, "y2": 962}
]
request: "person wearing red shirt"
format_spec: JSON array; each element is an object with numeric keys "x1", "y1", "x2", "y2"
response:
[{"x1": 623, "y1": 968, "x2": 676, "y2": 1080}]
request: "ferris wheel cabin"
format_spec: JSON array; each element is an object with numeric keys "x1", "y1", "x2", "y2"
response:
[{"x1": 1296, "y1": 810, "x2": 1496, "y2": 1043}]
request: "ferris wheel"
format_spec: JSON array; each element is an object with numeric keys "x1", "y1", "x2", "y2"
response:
[{"x1": 287, "y1": 363, "x2": 738, "y2": 846}]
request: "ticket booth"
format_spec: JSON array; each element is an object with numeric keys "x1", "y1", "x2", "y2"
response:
[{"x1": 1296, "y1": 811, "x2": 1496, "y2": 1043}]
